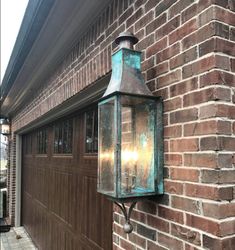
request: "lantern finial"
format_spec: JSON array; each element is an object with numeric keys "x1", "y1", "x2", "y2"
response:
[{"x1": 115, "y1": 31, "x2": 138, "y2": 49}]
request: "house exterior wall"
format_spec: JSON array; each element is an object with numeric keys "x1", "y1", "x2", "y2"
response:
[{"x1": 8, "y1": 0, "x2": 234, "y2": 249}]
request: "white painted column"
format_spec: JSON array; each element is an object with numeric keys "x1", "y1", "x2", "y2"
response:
[{"x1": 15, "y1": 134, "x2": 22, "y2": 226}]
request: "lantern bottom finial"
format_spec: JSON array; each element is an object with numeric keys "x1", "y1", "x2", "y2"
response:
[{"x1": 114, "y1": 201, "x2": 137, "y2": 234}]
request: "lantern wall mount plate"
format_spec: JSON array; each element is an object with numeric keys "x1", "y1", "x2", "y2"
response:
[{"x1": 98, "y1": 32, "x2": 163, "y2": 233}]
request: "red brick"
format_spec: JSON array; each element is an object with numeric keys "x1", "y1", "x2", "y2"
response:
[
  {"x1": 147, "y1": 241, "x2": 168, "y2": 250},
  {"x1": 199, "y1": 37, "x2": 235, "y2": 57},
  {"x1": 155, "y1": 15, "x2": 180, "y2": 41},
  {"x1": 220, "y1": 137, "x2": 235, "y2": 151},
  {"x1": 128, "y1": 233, "x2": 146, "y2": 249},
  {"x1": 158, "y1": 232, "x2": 184, "y2": 250},
  {"x1": 171, "y1": 223, "x2": 201, "y2": 246},
  {"x1": 184, "y1": 153, "x2": 218, "y2": 168},
  {"x1": 203, "y1": 202, "x2": 235, "y2": 219},
  {"x1": 182, "y1": 55, "x2": 230, "y2": 79},
  {"x1": 203, "y1": 235, "x2": 235, "y2": 250},
  {"x1": 164, "y1": 154, "x2": 183, "y2": 166},
  {"x1": 170, "y1": 47, "x2": 197, "y2": 70},
  {"x1": 155, "y1": 0, "x2": 178, "y2": 16},
  {"x1": 170, "y1": 138, "x2": 199, "y2": 152},
  {"x1": 164, "y1": 180, "x2": 183, "y2": 195},
  {"x1": 147, "y1": 61, "x2": 168, "y2": 80},
  {"x1": 146, "y1": 37, "x2": 167, "y2": 58},
  {"x1": 169, "y1": 19, "x2": 197, "y2": 44},
  {"x1": 141, "y1": 57, "x2": 154, "y2": 71},
  {"x1": 169, "y1": 0, "x2": 195, "y2": 19},
  {"x1": 181, "y1": 3, "x2": 197, "y2": 24},
  {"x1": 220, "y1": 219, "x2": 235, "y2": 237},
  {"x1": 170, "y1": 168, "x2": 200, "y2": 182},
  {"x1": 170, "y1": 77, "x2": 198, "y2": 97},
  {"x1": 164, "y1": 97, "x2": 181, "y2": 112},
  {"x1": 186, "y1": 214, "x2": 220, "y2": 236},
  {"x1": 146, "y1": 13, "x2": 167, "y2": 34},
  {"x1": 201, "y1": 169, "x2": 235, "y2": 184},
  {"x1": 136, "y1": 33, "x2": 154, "y2": 51},
  {"x1": 120, "y1": 238, "x2": 136, "y2": 250},
  {"x1": 182, "y1": 22, "x2": 229, "y2": 51},
  {"x1": 135, "y1": 10, "x2": 154, "y2": 32},
  {"x1": 185, "y1": 183, "x2": 233, "y2": 201},
  {"x1": 164, "y1": 125, "x2": 182, "y2": 138},
  {"x1": 184, "y1": 120, "x2": 231, "y2": 136},
  {"x1": 147, "y1": 215, "x2": 170, "y2": 233},
  {"x1": 158, "y1": 206, "x2": 184, "y2": 224},
  {"x1": 170, "y1": 108, "x2": 198, "y2": 124},
  {"x1": 215, "y1": 6, "x2": 235, "y2": 26},
  {"x1": 137, "y1": 200, "x2": 156, "y2": 215},
  {"x1": 144, "y1": 0, "x2": 159, "y2": 13},
  {"x1": 156, "y1": 42, "x2": 180, "y2": 64},
  {"x1": 200, "y1": 70, "x2": 235, "y2": 88},
  {"x1": 157, "y1": 69, "x2": 181, "y2": 88},
  {"x1": 132, "y1": 210, "x2": 146, "y2": 223}
]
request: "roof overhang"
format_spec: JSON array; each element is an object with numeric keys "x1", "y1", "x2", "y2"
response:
[{"x1": 0, "y1": 0, "x2": 111, "y2": 117}]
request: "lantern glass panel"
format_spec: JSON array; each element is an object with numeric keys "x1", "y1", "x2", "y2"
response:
[
  {"x1": 98, "y1": 97, "x2": 116, "y2": 196},
  {"x1": 120, "y1": 95, "x2": 156, "y2": 197}
]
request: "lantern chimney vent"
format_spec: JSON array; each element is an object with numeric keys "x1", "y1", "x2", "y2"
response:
[{"x1": 115, "y1": 32, "x2": 138, "y2": 49}]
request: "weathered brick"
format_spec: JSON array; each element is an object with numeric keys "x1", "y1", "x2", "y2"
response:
[
  {"x1": 164, "y1": 154, "x2": 183, "y2": 166},
  {"x1": 146, "y1": 13, "x2": 167, "y2": 34},
  {"x1": 185, "y1": 183, "x2": 233, "y2": 201},
  {"x1": 157, "y1": 69, "x2": 181, "y2": 88},
  {"x1": 170, "y1": 168, "x2": 200, "y2": 182},
  {"x1": 164, "y1": 97, "x2": 181, "y2": 112},
  {"x1": 156, "y1": 42, "x2": 180, "y2": 64},
  {"x1": 155, "y1": 15, "x2": 180, "y2": 41},
  {"x1": 200, "y1": 70, "x2": 235, "y2": 88},
  {"x1": 135, "y1": 10, "x2": 154, "y2": 32},
  {"x1": 158, "y1": 206, "x2": 184, "y2": 224},
  {"x1": 186, "y1": 214, "x2": 220, "y2": 236},
  {"x1": 169, "y1": 19, "x2": 198, "y2": 45},
  {"x1": 147, "y1": 215, "x2": 170, "y2": 233},
  {"x1": 164, "y1": 125, "x2": 182, "y2": 138},
  {"x1": 164, "y1": 180, "x2": 183, "y2": 194},
  {"x1": 171, "y1": 223, "x2": 201, "y2": 246},
  {"x1": 170, "y1": 108, "x2": 198, "y2": 124},
  {"x1": 170, "y1": 46, "x2": 197, "y2": 70},
  {"x1": 201, "y1": 169, "x2": 235, "y2": 184},
  {"x1": 170, "y1": 77, "x2": 198, "y2": 97},
  {"x1": 169, "y1": 0, "x2": 195, "y2": 19},
  {"x1": 203, "y1": 235, "x2": 235, "y2": 250},
  {"x1": 183, "y1": 55, "x2": 230, "y2": 79},
  {"x1": 203, "y1": 202, "x2": 235, "y2": 219},
  {"x1": 184, "y1": 153, "x2": 218, "y2": 168},
  {"x1": 147, "y1": 241, "x2": 168, "y2": 250},
  {"x1": 184, "y1": 120, "x2": 231, "y2": 136},
  {"x1": 170, "y1": 138, "x2": 199, "y2": 152},
  {"x1": 158, "y1": 232, "x2": 184, "y2": 250},
  {"x1": 137, "y1": 224, "x2": 156, "y2": 240},
  {"x1": 128, "y1": 233, "x2": 146, "y2": 249},
  {"x1": 146, "y1": 37, "x2": 167, "y2": 58}
]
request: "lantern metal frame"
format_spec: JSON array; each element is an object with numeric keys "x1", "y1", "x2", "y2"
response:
[
  {"x1": 0, "y1": 118, "x2": 11, "y2": 136},
  {"x1": 97, "y1": 32, "x2": 164, "y2": 233}
]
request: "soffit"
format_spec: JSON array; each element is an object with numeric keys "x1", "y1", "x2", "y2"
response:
[{"x1": 1, "y1": 0, "x2": 111, "y2": 117}]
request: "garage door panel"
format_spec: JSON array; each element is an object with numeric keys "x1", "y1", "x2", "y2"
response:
[{"x1": 22, "y1": 110, "x2": 112, "y2": 249}]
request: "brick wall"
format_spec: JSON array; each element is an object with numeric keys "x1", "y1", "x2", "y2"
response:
[{"x1": 9, "y1": 0, "x2": 234, "y2": 248}]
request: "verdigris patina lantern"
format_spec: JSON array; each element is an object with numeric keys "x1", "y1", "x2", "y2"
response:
[
  {"x1": 98, "y1": 32, "x2": 163, "y2": 233},
  {"x1": 0, "y1": 118, "x2": 10, "y2": 136}
]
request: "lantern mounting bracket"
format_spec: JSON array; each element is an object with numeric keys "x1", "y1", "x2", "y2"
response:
[{"x1": 114, "y1": 201, "x2": 137, "y2": 234}]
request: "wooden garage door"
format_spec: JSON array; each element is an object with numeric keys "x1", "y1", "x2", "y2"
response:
[{"x1": 21, "y1": 107, "x2": 113, "y2": 250}]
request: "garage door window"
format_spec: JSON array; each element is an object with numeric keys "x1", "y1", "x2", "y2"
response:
[
  {"x1": 36, "y1": 128, "x2": 48, "y2": 154},
  {"x1": 85, "y1": 109, "x2": 98, "y2": 153},
  {"x1": 54, "y1": 119, "x2": 73, "y2": 154}
]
